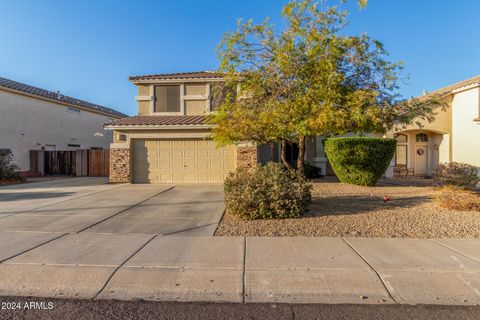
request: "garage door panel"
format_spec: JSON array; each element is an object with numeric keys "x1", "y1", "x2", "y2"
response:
[
  {"x1": 133, "y1": 139, "x2": 237, "y2": 183},
  {"x1": 172, "y1": 150, "x2": 184, "y2": 158},
  {"x1": 223, "y1": 150, "x2": 236, "y2": 159},
  {"x1": 158, "y1": 150, "x2": 170, "y2": 158},
  {"x1": 184, "y1": 150, "x2": 196, "y2": 158}
]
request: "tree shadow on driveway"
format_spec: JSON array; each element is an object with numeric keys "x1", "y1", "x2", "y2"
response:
[{"x1": 0, "y1": 192, "x2": 75, "y2": 201}]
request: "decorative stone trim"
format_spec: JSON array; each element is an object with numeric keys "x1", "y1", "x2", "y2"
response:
[
  {"x1": 109, "y1": 147, "x2": 131, "y2": 183},
  {"x1": 237, "y1": 145, "x2": 257, "y2": 169}
]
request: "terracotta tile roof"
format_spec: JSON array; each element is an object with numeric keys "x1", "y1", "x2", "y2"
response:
[
  {"x1": 419, "y1": 75, "x2": 480, "y2": 100},
  {"x1": 0, "y1": 76, "x2": 127, "y2": 118},
  {"x1": 129, "y1": 71, "x2": 224, "y2": 81},
  {"x1": 105, "y1": 115, "x2": 208, "y2": 127}
]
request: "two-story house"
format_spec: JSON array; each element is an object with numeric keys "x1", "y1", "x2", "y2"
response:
[
  {"x1": 0, "y1": 76, "x2": 126, "y2": 174},
  {"x1": 106, "y1": 72, "x2": 254, "y2": 183},
  {"x1": 106, "y1": 72, "x2": 480, "y2": 183}
]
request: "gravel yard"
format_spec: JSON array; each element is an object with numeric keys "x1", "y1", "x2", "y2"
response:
[{"x1": 215, "y1": 177, "x2": 480, "y2": 238}]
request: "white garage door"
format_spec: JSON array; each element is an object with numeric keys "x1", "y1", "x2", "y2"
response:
[{"x1": 132, "y1": 139, "x2": 236, "y2": 183}]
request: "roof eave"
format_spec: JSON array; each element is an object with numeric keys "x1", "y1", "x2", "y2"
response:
[
  {"x1": 129, "y1": 78, "x2": 224, "y2": 84},
  {"x1": 104, "y1": 124, "x2": 212, "y2": 130}
]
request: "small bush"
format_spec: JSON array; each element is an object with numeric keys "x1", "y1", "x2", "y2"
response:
[
  {"x1": 303, "y1": 162, "x2": 322, "y2": 179},
  {"x1": 224, "y1": 162, "x2": 311, "y2": 220},
  {"x1": 435, "y1": 185, "x2": 480, "y2": 211},
  {"x1": 433, "y1": 162, "x2": 479, "y2": 189},
  {"x1": 0, "y1": 149, "x2": 24, "y2": 182},
  {"x1": 324, "y1": 137, "x2": 396, "y2": 186}
]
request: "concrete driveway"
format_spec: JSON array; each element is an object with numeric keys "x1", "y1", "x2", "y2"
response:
[{"x1": 0, "y1": 177, "x2": 225, "y2": 235}]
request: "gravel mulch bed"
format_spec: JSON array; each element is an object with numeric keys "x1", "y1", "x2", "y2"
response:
[{"x1": 215, "y1": 177, "x2": 480, "y2": 238}]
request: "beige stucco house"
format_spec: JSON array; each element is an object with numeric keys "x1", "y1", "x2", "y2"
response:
[
  {"x1": 384, "y1": 75, "x2": 480, "y2": 177},
  {"x1": 0, "y1": 76, "x2": 126, "y2": 173},
  {"x1": 106, "y1": 72, "x2": 480, "y2": 183},
  {"x1": 106, "y1": 72, "x2": 257, "y2": 183}
]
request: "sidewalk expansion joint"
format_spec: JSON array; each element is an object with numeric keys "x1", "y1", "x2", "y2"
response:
[
  {"x1": 77, "y1": 186, "x2": 176, "y2": 233},
  {"x1": 93, "y1": 234, "x2": 158, "y2": 299},
  {"x1": 242, "y1": 236, "x2": 247, "y2": 303},
  {"x1": 342, "y1": 238, "x2": 400, "y2": 304},
  {"x1": 0, "y1": 232, "x2": 68, "y2": 264},
  {"x1": 162, "y1": 222, "x2": 219, "y2": 236},
  {"x1": 430, "y1": 239, "x2": 480, "y2": 265}
]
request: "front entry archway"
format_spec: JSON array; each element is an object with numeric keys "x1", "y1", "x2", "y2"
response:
[{"x1": 393, "y1": 130, "x2": 447, "y2": 178}]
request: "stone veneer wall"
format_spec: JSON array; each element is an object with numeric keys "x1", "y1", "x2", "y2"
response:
[
  {"x1": 109, "y1": 147, "x2": 131, "y2": 183},
  {"x1": 236, "y1": 145, "x2": 258, "y2": 169}
]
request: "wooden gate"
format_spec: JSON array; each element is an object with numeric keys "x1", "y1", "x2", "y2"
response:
[
  {"x1": 33, "y1": 149, "x2": 110, "y2": 177},
  {"x1": 88, "y1": 149, "x2": 109, "y2": 177},
  {"x1": 44, "y1": 151, "x2": 76, "y2": 176}
]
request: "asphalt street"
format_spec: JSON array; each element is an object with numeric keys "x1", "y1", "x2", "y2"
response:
[{"x1": 0, "y1": 297, "x2": 479, "y2": 320}]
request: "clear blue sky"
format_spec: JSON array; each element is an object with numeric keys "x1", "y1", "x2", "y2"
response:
[{"x1": 1, "y1": 0, "x2": 479, "y2": 116}]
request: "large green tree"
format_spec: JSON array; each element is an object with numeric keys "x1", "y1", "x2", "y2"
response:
[{"x1": 208, "y1": 0, "x2": 441, "y2": 172}]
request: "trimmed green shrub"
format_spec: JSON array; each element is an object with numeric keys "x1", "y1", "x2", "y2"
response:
[
  {"x1": 324, "y1": 137, "x2": 396, "y2": 186},
  {"x1": 0, "y1": 149, "x2": 24, "y2": 182},
  {"x1": 433, "y1": 162, "x2": 479, "y2": 189},
  {"x1": 224, "y1": 162, "x2": 311, "y2": 220}
]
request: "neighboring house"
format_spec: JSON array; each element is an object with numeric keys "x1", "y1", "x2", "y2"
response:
[
  {"x1": 0, "y1": 76, "x2": 127, "y2": 173},
  {"x1": 106, "y1": 72, "x2": 480, "y2": 184},
  {"x1": 385, "y1": 75, "x2": 480, "y2": 177}
]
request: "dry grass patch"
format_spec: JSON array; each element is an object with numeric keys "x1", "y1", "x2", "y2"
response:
[{"x1": 435, "y1": 186, "x2": 480, "y2": 211}]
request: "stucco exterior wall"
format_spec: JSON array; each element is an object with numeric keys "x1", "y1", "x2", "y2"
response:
[
  {"x1": 400, "y1": 97, "x2": 452, "y2": 135},
  {"x1": 0, "y1": 90, "x2": 115, "y2": 171},
  {"x1": 185, "y1": 83, "x2": 206, "y2": 96},
  {"x1": 451, "y1": 87, "x2": 480, "y2": 166},
  {"x1": 137, "y1": 85, "x2": 151, "y2": 116},
  {"x1": 185, "y1": 100, "x2": 207, "y2": 115}
]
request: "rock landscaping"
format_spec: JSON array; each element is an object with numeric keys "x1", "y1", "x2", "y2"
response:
[{"x1": 215, "y1": 177, "x2": 480, "y2": 238}]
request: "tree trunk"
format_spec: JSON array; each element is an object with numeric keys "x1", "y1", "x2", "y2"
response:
[
  {"x1": 280, "y1": 141, "x2": 294, "y2": 171},
  {"x1": 296, "y1": 135, "x2": 306, "y2": 174}
]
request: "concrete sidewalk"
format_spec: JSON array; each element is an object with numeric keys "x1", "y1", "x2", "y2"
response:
[{"x1": 0, "y1": 234, "x2": 479, "y2": 305}]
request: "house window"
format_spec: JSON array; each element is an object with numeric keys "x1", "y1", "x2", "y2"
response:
[
  {"x1": 395, "y1": 145, "x2": 407, "y2": 165},
  {"x1": 67, "y1": 106, "x2": 81, "y2": 113},
  {"x1": 118, "y1": 133, "x2": 127, "y2": 142},
  {"x1": 416, "y1": 133, "x2": 428, "y2": 142},
  {"x1": 154, "y1": 85, "x2": 180, "y2": 113},
  {"x1": 210, "y1": 84, "x2": 237, "y2": 111},
  {"x1": 67, "y1": 143, "x2": 80, "y2": 148}
]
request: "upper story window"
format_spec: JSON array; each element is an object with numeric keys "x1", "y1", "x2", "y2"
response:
[
  {"x1": 67, "y1": 106, "x2": 81, "y2": 114},
  {"x1": 394, "y1": 133, "x2": 407, "y2": 143},
  {"x1": 210, "y1": 84, "x2": 237, "y2": 112},
  {"x1": 154, "y1": 85, "x2": 180, "y2": 113},
  {"x1": 416, "y1": 133, "x2": 428, "y2": 142}
]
